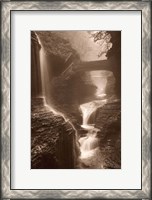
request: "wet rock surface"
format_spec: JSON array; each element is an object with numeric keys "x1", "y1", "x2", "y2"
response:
[
  {"x1": 31, "y1": 98, "x2": 121, "y2": 169},
  {"x1": 95, "y1": 101, "x2": 121, "y2": 169},
  {"x1": 31, "y1": 97, "x2": 79, "y2": 169}
]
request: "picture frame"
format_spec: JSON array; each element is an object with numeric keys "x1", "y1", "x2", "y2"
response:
[{"x1": 1, "y1": 0, "x2": 151, "y2": 199}]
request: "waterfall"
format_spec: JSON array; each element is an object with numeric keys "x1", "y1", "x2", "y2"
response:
[
  {"x1": 77, "y1": 71, "x2": 108, "y2": 167},
  {"x1": 78, "y1": 71, "x2": 108, "y2": 166},
  {"x1": 80, "y1": 99, "x2": 107, "y2": 130},
  {"x1": 36, "y1": 36, "x2": 47, "y2": 100},
  {"x1": 79, "y1": 99, "x2": 107, "y2": 163},
  {"x1": 39, "y1": 45, "x2": 76, "y2": 127},
  {"x1": 37, "y1": 33, "x2": 79, "y2": 168},
  {"x1": 79, "y1": 128, "x2": 100, "y2": 159},
  {"x1": 38, "y1": 36, "x2": 66, "y2": 117}
]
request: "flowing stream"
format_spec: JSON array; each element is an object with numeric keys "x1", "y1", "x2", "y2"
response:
[
  {"x1": 79, "y1": 100, "x2": 107, "y2": 167},
  {"x1": 78, "y1": 71, "x2": 108, "y2": 168}
]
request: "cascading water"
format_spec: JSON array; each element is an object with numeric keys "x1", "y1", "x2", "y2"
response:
[
  {"x1": 80, "y1": 100, "x2": 107, "y2": 130},
  {"x1": 79, "y1": 128, "x2": 99, "y2": 159},
  {"x1": 79, "y1": 99, "x2": 107, "y2": 167},
  {"x1": 78, "y1": 71, "x2": 108, "y2": 168},
  {"x1": 38, "y1": 37, "x2": 50, "y2": 104}
]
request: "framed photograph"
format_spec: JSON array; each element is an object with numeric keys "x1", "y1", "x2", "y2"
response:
[{"x1": 1, "y1": 0, "x2": 151, "y2": 199}]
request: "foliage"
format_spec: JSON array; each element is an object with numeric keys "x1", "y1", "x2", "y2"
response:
[
  {"x1": 89, "y1": 31, "x2": 112, "y2": 58},
  {"x1": 89, "y1": 31, "x2": 121, "y2": 59}
]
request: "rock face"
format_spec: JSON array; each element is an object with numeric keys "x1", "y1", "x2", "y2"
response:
[
  {"x1": 107, "y1": 31, "x2": 121, "y2": 98},
  {"x1": 95, "y1": 101, "x2": 121, "y2": 169},
  {"x1": 31, "y1": 98, "x2": 79, "y2": 169},
  {"x1": 36, "y1": 31, "x2": 79, "y2": 60}
]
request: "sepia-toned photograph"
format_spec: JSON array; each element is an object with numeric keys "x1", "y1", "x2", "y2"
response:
[{"x1": 31, "y1": 31, "x2": 121, "y2": 169}]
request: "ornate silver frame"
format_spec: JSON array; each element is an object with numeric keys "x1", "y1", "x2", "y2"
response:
[{"x1": 1, "y1": 1, "x2": 151, "y2": 199}]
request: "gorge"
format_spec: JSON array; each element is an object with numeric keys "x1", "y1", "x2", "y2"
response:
[{"x1": 31, "y1": 31, "x2": 121, "y2": 169}]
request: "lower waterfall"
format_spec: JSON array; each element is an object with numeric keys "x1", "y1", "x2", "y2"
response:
[{"x1": 79, "y1": 99, "x2": 107, "y2": 168}]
